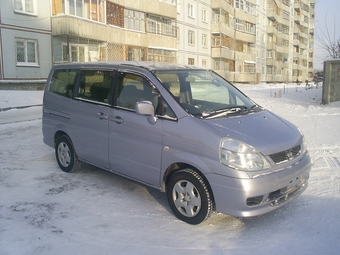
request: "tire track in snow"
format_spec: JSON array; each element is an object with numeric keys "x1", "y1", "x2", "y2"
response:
[{"x1": 309, "y1": 148, "x2": 340, "y2": 198}]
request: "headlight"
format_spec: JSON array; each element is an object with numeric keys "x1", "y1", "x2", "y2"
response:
[
  {"x1": 220, "y1": 138, "x2": 271, "y2": 171},
  {"x1": 298, "y1": 128, "x2": 307, "y2": 155}
]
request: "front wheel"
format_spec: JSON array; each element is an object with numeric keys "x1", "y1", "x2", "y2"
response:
[
  {"x1": 167, "y1": 169, "x2": 213, "y2": 224},
  {"x1": 55, "y1": 135, "x2": 81, "y2": 173}
]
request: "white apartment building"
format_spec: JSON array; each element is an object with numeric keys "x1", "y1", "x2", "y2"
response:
[
  {"x1": 0, "y1": 0, "x2": 52, "y2": 89},
  {"x1": 176, "y1": 0, "x2": 212, "y2": 68}
]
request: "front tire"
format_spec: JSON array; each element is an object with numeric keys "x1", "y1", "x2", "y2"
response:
[
  {"x1": 55, "y1": 135, "x2": 81, "y2": 173},
  {"x1": 167, "y1": 169, "x2": 213, "y2": 224}
]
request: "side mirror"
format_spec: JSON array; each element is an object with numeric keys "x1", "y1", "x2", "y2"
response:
[{"x1": 135, "y1": 101, "x2": 157, "y2": 124}]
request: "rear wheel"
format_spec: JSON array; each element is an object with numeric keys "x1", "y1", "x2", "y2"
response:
[
  {"x1": 55, "y1": 135, "x2": 81, "y2": 173},
  {"x1": 167, "y1": 169, "x2": 213, "y2": 224}
]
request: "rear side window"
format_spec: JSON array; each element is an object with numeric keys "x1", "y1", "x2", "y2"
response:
[
  {"x1": 77, "y1": 70, "x2": 114, "y2": 104},
  {"x1": 49, "y1": 69, "x2": 78, "y2": 98}
]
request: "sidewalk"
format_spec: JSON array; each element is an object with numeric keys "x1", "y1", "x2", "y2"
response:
[
  {"x1": 0, "y1": 90, "x2": 44, "y2": 111},
  {"x1": 0, "y1": 90, "x2": 44, "y2": 124}
]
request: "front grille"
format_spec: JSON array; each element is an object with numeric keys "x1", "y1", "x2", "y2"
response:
[{"x1": 269, "y1": 145, "x2": 301, "y2": 164}]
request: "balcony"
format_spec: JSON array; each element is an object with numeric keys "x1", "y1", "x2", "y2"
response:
[
  {"x1": 51, "y1": 15, "x2": 176, "y2": 49},
  {"x1": 293, "y1": 39, "x2": 300, "y2": 46},
  {"x1": 212, "y1": 47, "x2": 234, "y2": 60},
  {"x1": 235, "y1": 30, "x2": 256, "y2": 44},
  {"x1": 211, "y1": 23, "x2": 235, "y2": 37},
  {"x1": 267, "y1": 9, "x2": 279, "y2": 21},
  {"x1": 212, "y1": 0, "x2": 234, "y2": 15},
  {"x1": 266, "y1": 58, "x2": 277, "y2": 66},
  {"x1": 266, "y1": 42, "x2": 277, "y2": 51},
  {"x1": 267, "y1": 26, "x2": 278, "y2": 36}
]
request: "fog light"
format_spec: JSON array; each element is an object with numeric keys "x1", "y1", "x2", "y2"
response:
[{"x1": 246, "y1": 196, "x2": 264, "y2": 206}]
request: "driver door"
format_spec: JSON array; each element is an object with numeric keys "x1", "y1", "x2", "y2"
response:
[{"x1": 108, "y1": 71, "x2": 163, "y2": 187}]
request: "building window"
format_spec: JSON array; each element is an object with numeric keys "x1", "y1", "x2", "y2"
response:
[
  {"x1": 245, "y1": 1, "x2": 256, "y2": 15},
  {"x1": 201, "y1": 9, "x2": 207, "y2": 22},
  {"x1": 202, "y1": 34, "x2": 207, "y2": 47},
  {"x1": 202, "y1": 59, "x2": 207, "y2": 67},
  {"x1": 69, "y1": 0, "x2": 83, "y2": 17},
  {"x1": 124, "y1": 9, "x2": 145, "y2": 32},
  {"x1": 188, "y1": 30, "x2": 195, "y2": 45},
  {"x1": 267, "y1": 66, "x2": 273, "y2": 75},
  {"x1": 188, "y1": 4, "x2": 194, "y2": 18},
  {"x1": 16, "y1": 38, "x2": 38, "y2": 66},
  {"x1": 14, "y1": 0, "x2": 36, "y2": 14},
  {"x1": 283, "y1": 10, "x2": 290, "y2": 20},
  {"x1": 267, "y1": 50, "x2": 273, "y2": 58},
  {"x1": 148, "y1": 48, "x2": 176, "y2": 63},
  {"x1": 53, "y1": 0, "x2": 105, "y2": 22},
  {"x1": 146, "y1": 15, "x2": 177, "y2": 37},
  {"x1": 127, "y1": 47, "x2": 146, "y2": 61},
  {"x1": 245, "y1": 22, "x2": 256, "y2": 34},
  {"x1": 235, "y1": 18, "x2": 244, "y2": 32},
  {"x1": 244, "y1": 63, "x2": 255, "y2": 73},
  {"x1": 188, "y1": 58, "x2": 195, "y2": 65},
  {"x1": 177, "y1": 0, "x2": 181, "y2": 14},
  {"x1": 106, "y1": 2, "x2": 124, "y2": 27},
  {"x1": 70, "y1": 45, "x2": 86, "y2": 62},
  {"x1": 235, "y1": 0, "x2": 244, "y2": 10}
]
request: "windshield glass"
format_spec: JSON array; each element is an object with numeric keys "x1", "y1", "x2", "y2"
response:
[{"x1": 154, "y1": 70, "x2": 259, "y2": 118}]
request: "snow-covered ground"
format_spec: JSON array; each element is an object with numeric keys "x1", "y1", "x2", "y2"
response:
[{"x1": 0, "y1": 84, "x2": 339, "y2": 255}]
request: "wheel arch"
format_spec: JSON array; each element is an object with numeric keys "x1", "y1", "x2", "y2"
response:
[
  {"x1": 162, "y1": 163, "x2": 216, "y2": 211},
  {"x1": 54, "y1": 131, "x2": 70, "y2": 148}
]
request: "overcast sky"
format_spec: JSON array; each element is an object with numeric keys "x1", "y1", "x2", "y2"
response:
[{"x1": 314, "y1": 0, "x2": 340, "y2": 70}]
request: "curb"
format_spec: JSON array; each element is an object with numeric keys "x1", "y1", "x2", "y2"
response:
[{"x1": 0, "y1": 104, "x2": 43, "y2": 112}]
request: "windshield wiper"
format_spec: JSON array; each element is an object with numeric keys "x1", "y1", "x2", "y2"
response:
[{"x1": 203, "y1": 106, "x2": 248, "y2": 119}]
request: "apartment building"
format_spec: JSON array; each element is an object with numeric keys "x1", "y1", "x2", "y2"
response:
[
  {"x1": 292, "y1": 0, "x2": 315, "y2": 82},
  {"x1": 0, "y1": 0, "x2": 52, "y2": 89},
  {"x1": 210, "y1": 0, "x2": 315, "y2": 84},
  {"x1": 50, "y1": 0, "x2": 314, "y2": 84},
  {"x1": 176, "y1": 0, "x2": 211, "y2": 68},
  {"x1": 51, "y1": 0, "x2": 177, "y2": 65},
  {"x1": 1, "y1": 0, "x2": 315, "y2": 88},
  {"x1": 212, "y1": 0, "x2": 258, "y2": 83},
  {"x1": 264, "y1": 0, "x2": 314, "y2": 83}
]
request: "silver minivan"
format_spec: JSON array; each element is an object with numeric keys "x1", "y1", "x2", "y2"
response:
[{"x1": 42, "y1": 61, "x2": 311, "y2": 224}]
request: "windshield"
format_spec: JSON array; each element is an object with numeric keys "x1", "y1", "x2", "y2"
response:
[{"x1": 154, "y1": 70, "x2": 260, "y2": 119}]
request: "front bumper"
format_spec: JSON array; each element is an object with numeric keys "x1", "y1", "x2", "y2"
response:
[{"x1": 207, "y1": 153, "x2": 312, "y2": 217}]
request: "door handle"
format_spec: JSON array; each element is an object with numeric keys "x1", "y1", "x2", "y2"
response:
[
  {"x1": 97, "y1": 112, "x2": 108, "y2": 120},
  {"x1": 111, "y1": 116, "x2": 124, "y2": 124}
]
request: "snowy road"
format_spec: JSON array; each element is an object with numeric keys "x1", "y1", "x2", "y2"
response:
[{"x1": 0, "y1": 85, "x2": 339, "y2": 254}]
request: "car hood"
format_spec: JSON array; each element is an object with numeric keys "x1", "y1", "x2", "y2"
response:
[{"x1": 203, "y1": 110, "x2": 301, "y2": 155}]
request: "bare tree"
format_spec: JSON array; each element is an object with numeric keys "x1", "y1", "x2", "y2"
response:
[{"x1": 315, "y1": 16, "x2": 340, "y2": 60}]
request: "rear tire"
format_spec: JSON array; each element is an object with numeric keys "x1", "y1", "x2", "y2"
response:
[
  {"x1": 167, "y1": 168, "x2": 213, "y2": 224},
  {"x1": 55, "y1": 135, "x2": 81, "y2": 173}
]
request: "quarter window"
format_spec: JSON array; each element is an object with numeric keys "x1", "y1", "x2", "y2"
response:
[{"x1": 49, "y1": 69, "x2": 78, "y2": 98}]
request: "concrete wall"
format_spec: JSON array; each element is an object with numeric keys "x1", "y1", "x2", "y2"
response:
[{"x1": 322, "y1": 59, "x2": 340, "y2": 104}]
